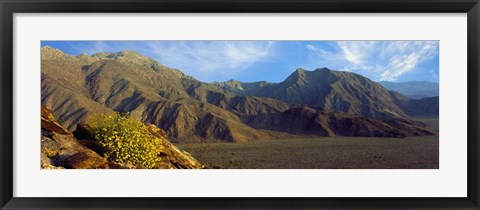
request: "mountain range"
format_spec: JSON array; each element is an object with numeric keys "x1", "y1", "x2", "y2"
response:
[
  {"x1": 379, "y1": 81, "x2": 439, "y2": 99},
  {"x1": 41, "y1": 46, "x2": 439, "y2": 142}
]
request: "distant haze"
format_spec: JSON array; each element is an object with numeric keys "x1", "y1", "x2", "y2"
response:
[
  {"x1": 379, "y1": 81, "x2": 439, "y2": 99},
  {"x1": 41, "y1": 41, "x2": 439, "y2": 83}
]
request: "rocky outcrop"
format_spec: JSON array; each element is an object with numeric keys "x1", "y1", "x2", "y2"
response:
[
  {"x1": 65, "y1": 152, "x2": 109, "y2": 169},
  {"x1": 41, "y1": 105, "x2": 71, "y2": 135},
  {"x1": 41, "y1": 105, "x2": 109, "y2": 169},
  {"x1": 41, "y1": 105, "x2": 203, "y2": 169},
  {"x1": 146, "y1": 124, "x2": 202, "y2": 169}
]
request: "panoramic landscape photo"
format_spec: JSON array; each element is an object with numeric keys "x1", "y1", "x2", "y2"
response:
[{"x1": 40, "y1": 40, "x2": 439, "y2": 169}]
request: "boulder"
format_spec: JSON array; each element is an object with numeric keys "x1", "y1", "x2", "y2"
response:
[
  {"x1": 41, "y1": 136, "x2": 60, "y2": 157},
  {"x1": 65, "y1": 152, "x2": 109, "y2": 169},
  {"x1": 73, "y1": 123, "x2": 95, "y2": 140},
  {"x1": 41, "y1": 105, "x2": 71, "y2": 135},
  {"x1": 77, "y1": 139, "x2": 104, "y2": 155},
  {"x1": 146, "y1": 124, "x2": 203, "y2": 169}
]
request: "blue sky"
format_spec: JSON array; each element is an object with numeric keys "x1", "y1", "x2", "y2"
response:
[{"x1": 41, "y1": 41, "x2": 439, "y2": 83}]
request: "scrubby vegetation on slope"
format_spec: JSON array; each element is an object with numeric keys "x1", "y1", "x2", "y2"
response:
[{"x1": 85, "y1": 113, "x2": 162, "y2": 169}]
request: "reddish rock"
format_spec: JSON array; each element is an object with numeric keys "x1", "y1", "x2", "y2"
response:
[
  {"x1": 146, "y1": 124, "x2": 203, "y2": 169},
  {"x1": 65, "y1": 152, "x2": 109, "y2": 169},
  {"x1": 41, "y1": 105, "x2": 71, "y2": 135}
]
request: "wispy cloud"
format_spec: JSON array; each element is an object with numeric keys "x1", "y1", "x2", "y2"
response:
[
  {"x1": 59, "y1": 41, "x2": 275, "y2": 82},
  {"x1": 43, "y1": 40, "x2": 438, "y2": 82},
  {"x1": 306, "y1": 41, "x2": 438, "y2": 81},
  {"x1": 147, "y1": 41, "x2": 275, "y2": 81},
  {"x1": 66, "y1": 41, "x2": 114, "y2": 54}
]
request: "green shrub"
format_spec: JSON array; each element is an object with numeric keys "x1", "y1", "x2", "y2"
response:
[{"x1": 85, "y1": 113, "x2": 161, "y2": 168}]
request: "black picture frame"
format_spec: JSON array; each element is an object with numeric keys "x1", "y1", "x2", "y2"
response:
[{"x1": 1, "y1": 0, "x2": 479, "y2": 209}]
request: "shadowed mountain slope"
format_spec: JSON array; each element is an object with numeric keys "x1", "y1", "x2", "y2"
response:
[
  {"x1": 213, "y1": 68, "x2": 436, "y2": 121},
  {"x1": 41, "y1": 47, "x2": 289, "y2": 142},
  {"x1": 247, "y1": 106, "x2": 436, "y2": 138}
]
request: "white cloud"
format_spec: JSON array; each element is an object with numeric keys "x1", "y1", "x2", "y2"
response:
[
  {"x1": 148, "y1": 41, "x2": 275, "y2": 81},
  {"x1": 337, "y1": 41, "x2": 377, "y2": 66},
  {"x1": 379, "y1": 41, "x2": 438, "y2": 81},
  {"x1": 306, "y1": 41, "x2": 438, "y2": 81},
  {"x1": 306, "y1": 44, "x2": 341, "y2": 60}
]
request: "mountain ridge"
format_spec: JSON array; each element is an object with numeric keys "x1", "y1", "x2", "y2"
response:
[{"x1": 41, "y1": 47, "x2": 438, "y2": 142}]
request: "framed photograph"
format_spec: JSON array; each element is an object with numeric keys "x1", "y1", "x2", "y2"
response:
[{"x1": 1, "y1": 0, "x2": 479, "y2": 209}]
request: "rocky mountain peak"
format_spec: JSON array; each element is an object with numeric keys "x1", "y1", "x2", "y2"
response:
[
  {"x1": 91, "y1": 50, "x2": 148, "y2": 61},
  {"x1": 285, "y1": 68, "x2": 309, "y2": 85},
  {"x1": 41, "y1": 46, "x2": 75, "y2": 61},
  {"x1": 295, "y1": 68, "x2": 306, "y2": 73},
  {"x1": 88, "y1": 50, "x2": 174, "y2": 74},
  {"x1": 115, "y1": 50, "x2": 144, "y2": 58},
  {"x1": 314, "y1": 67, "x2": 331, "y2": 71}
]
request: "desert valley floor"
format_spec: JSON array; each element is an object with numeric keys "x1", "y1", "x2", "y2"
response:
[
  {"x1": 177, "y1": 118, "x2": 439, "y2": 169},
  {"x1": 178, "y1": 136, "x2": 439, "y2": 169}
]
